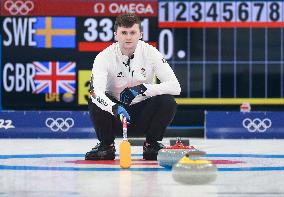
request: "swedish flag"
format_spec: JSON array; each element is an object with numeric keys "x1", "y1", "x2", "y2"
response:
[{"x1": 34, "y1": 17, "x2": 75, "y2": 48}]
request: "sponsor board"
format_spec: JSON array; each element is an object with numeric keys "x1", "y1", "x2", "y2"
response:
[
  {"x1": 0, "y1": 111, "x2": 96, "y2": 138},
  {"x1": 1, "y1": 0, "x2": 157, "y2": 16},
  {"x1": 205, "y1": 111, "x2": 284, "y2": 139}
]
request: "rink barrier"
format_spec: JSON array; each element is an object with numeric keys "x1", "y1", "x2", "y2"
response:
[
  {"x1": 0, "y1": 111, "x2": 198, "y2": 138},
  {"x1": 0, "y1": 111, "x2": 96, "y2": 138},
  {"x1": 205, "y1": 111, "x2": 284, "y2": 139}
]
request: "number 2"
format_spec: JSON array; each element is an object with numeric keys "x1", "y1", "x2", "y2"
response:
[{"x1": 0, "y1": 119, "x2": 15, "y2": 130}]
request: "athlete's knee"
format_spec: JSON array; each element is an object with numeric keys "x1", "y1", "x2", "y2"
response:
[{"x1": 156, "y1": 94, "x2": 177, "y2": 110}]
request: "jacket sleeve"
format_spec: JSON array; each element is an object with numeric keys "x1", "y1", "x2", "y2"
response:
[
  {"x1": 90, "y1": 54, "x2": 116, "y2": 115},
  {"x1": 143, "y1": 47, "x2": 181, "y2": 97}
]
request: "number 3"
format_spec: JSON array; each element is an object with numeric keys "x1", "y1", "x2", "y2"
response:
[{"x1": 84, "y1": 18, "x2": 113, "y2": 42}]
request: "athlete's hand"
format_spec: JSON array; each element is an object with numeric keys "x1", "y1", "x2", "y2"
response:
[
  {"x1": 112, "y1": 104, "x2": 130, "y2": 122},
  {"x1": 120, "y1": 84, "x2": 147, "y2": 105}
]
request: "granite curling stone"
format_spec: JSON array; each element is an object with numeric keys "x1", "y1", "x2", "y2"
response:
[
  {"x1": 172, "y1": 153, "x2": 217, "y2": 185},
  {"x1": 157, "y1": 139, "x2": 206, "y2": 168}
]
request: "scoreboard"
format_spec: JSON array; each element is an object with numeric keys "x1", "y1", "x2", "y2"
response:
[
  {"x1": 159, "y1": 1, "x2": 284, "y2": 26},
  {"x1": 1, "y1": 0, "x2": 158, "y2": 109},
  {"x1": 157, "y1": 0, "x2": 284, "y2": 106},
  {"x1": 1, "y1": 0, "x2": 284, "y2": 112}
]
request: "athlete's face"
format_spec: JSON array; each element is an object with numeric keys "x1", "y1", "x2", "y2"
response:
[{"x1": 114, "y1": 24, "x2": 142, "y2": 55}]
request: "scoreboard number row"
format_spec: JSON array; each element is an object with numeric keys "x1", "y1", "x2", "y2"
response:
[{"x1": 159, "y1": 2, "x2": 284, "y2": 22}]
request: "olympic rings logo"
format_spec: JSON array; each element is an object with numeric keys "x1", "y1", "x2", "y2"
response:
[
  {"x1": 4, "y1": 0, "x2": 34, "y2": 15},
  {"x1": 45, "y1": 118, "x2": 74, "y2": 132},
  {"x1": 242, "y1": 118, "x2": 272, "y2": 133}
]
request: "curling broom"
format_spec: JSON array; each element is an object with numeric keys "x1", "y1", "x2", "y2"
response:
[{"x1": 119, "y1": 116, "x2": 131, "y2": 168}]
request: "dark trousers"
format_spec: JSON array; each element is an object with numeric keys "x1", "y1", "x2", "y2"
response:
[{"x1": 88, "y1": 94, "x2": 177, "y2": 144}]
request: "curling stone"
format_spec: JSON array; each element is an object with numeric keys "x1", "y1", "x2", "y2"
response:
[
  {"x1": 157, "y1": 139, "x2": 206, "y2": 168},
  {"x1": 172, "y1": 153, "x2": 217, "y2": 185}
]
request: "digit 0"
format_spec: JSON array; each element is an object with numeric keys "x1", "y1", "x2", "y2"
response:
[{"x1": 159, "y1": 29, "x2": 173, "y2": 60}]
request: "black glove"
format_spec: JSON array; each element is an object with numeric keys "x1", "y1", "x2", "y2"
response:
[
  {"x1": 112, "y1": 104, "x2": 131, "y2": 122},
  {"x1": 120, "y1": 84, "x2": 147, "y2": 105}
]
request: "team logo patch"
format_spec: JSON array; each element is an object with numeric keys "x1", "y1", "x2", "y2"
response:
[
  {"x1": 162, "y1": 58, "x2": 167, "y2": 63},
  {"x1": 141, "y1": 68, "x2": 146, "y2": 78},
  {"x1": 117, "y1": 72, "x2": 124, "y2": 78}
]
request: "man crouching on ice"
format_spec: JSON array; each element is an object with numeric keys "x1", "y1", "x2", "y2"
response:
[{"x1": 85, "y1": 13, "x2": 181, "y2": 161}]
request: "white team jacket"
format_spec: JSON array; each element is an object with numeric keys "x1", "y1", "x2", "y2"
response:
[{"x1": 90, "y1": 40, "x2": 181, "y2": 115}]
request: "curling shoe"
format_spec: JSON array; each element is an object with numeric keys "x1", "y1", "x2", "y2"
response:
[
  {"x1": 85, "y1": 142, "x2": 116, "y2": 160},
  {"x1": 143, "y1": 141, "x2": 164, "y2": 160}
]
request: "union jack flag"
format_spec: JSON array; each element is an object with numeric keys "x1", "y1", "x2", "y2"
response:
[{"x1": 32, "y1": 61, "x2": 76, "y2": 94}]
